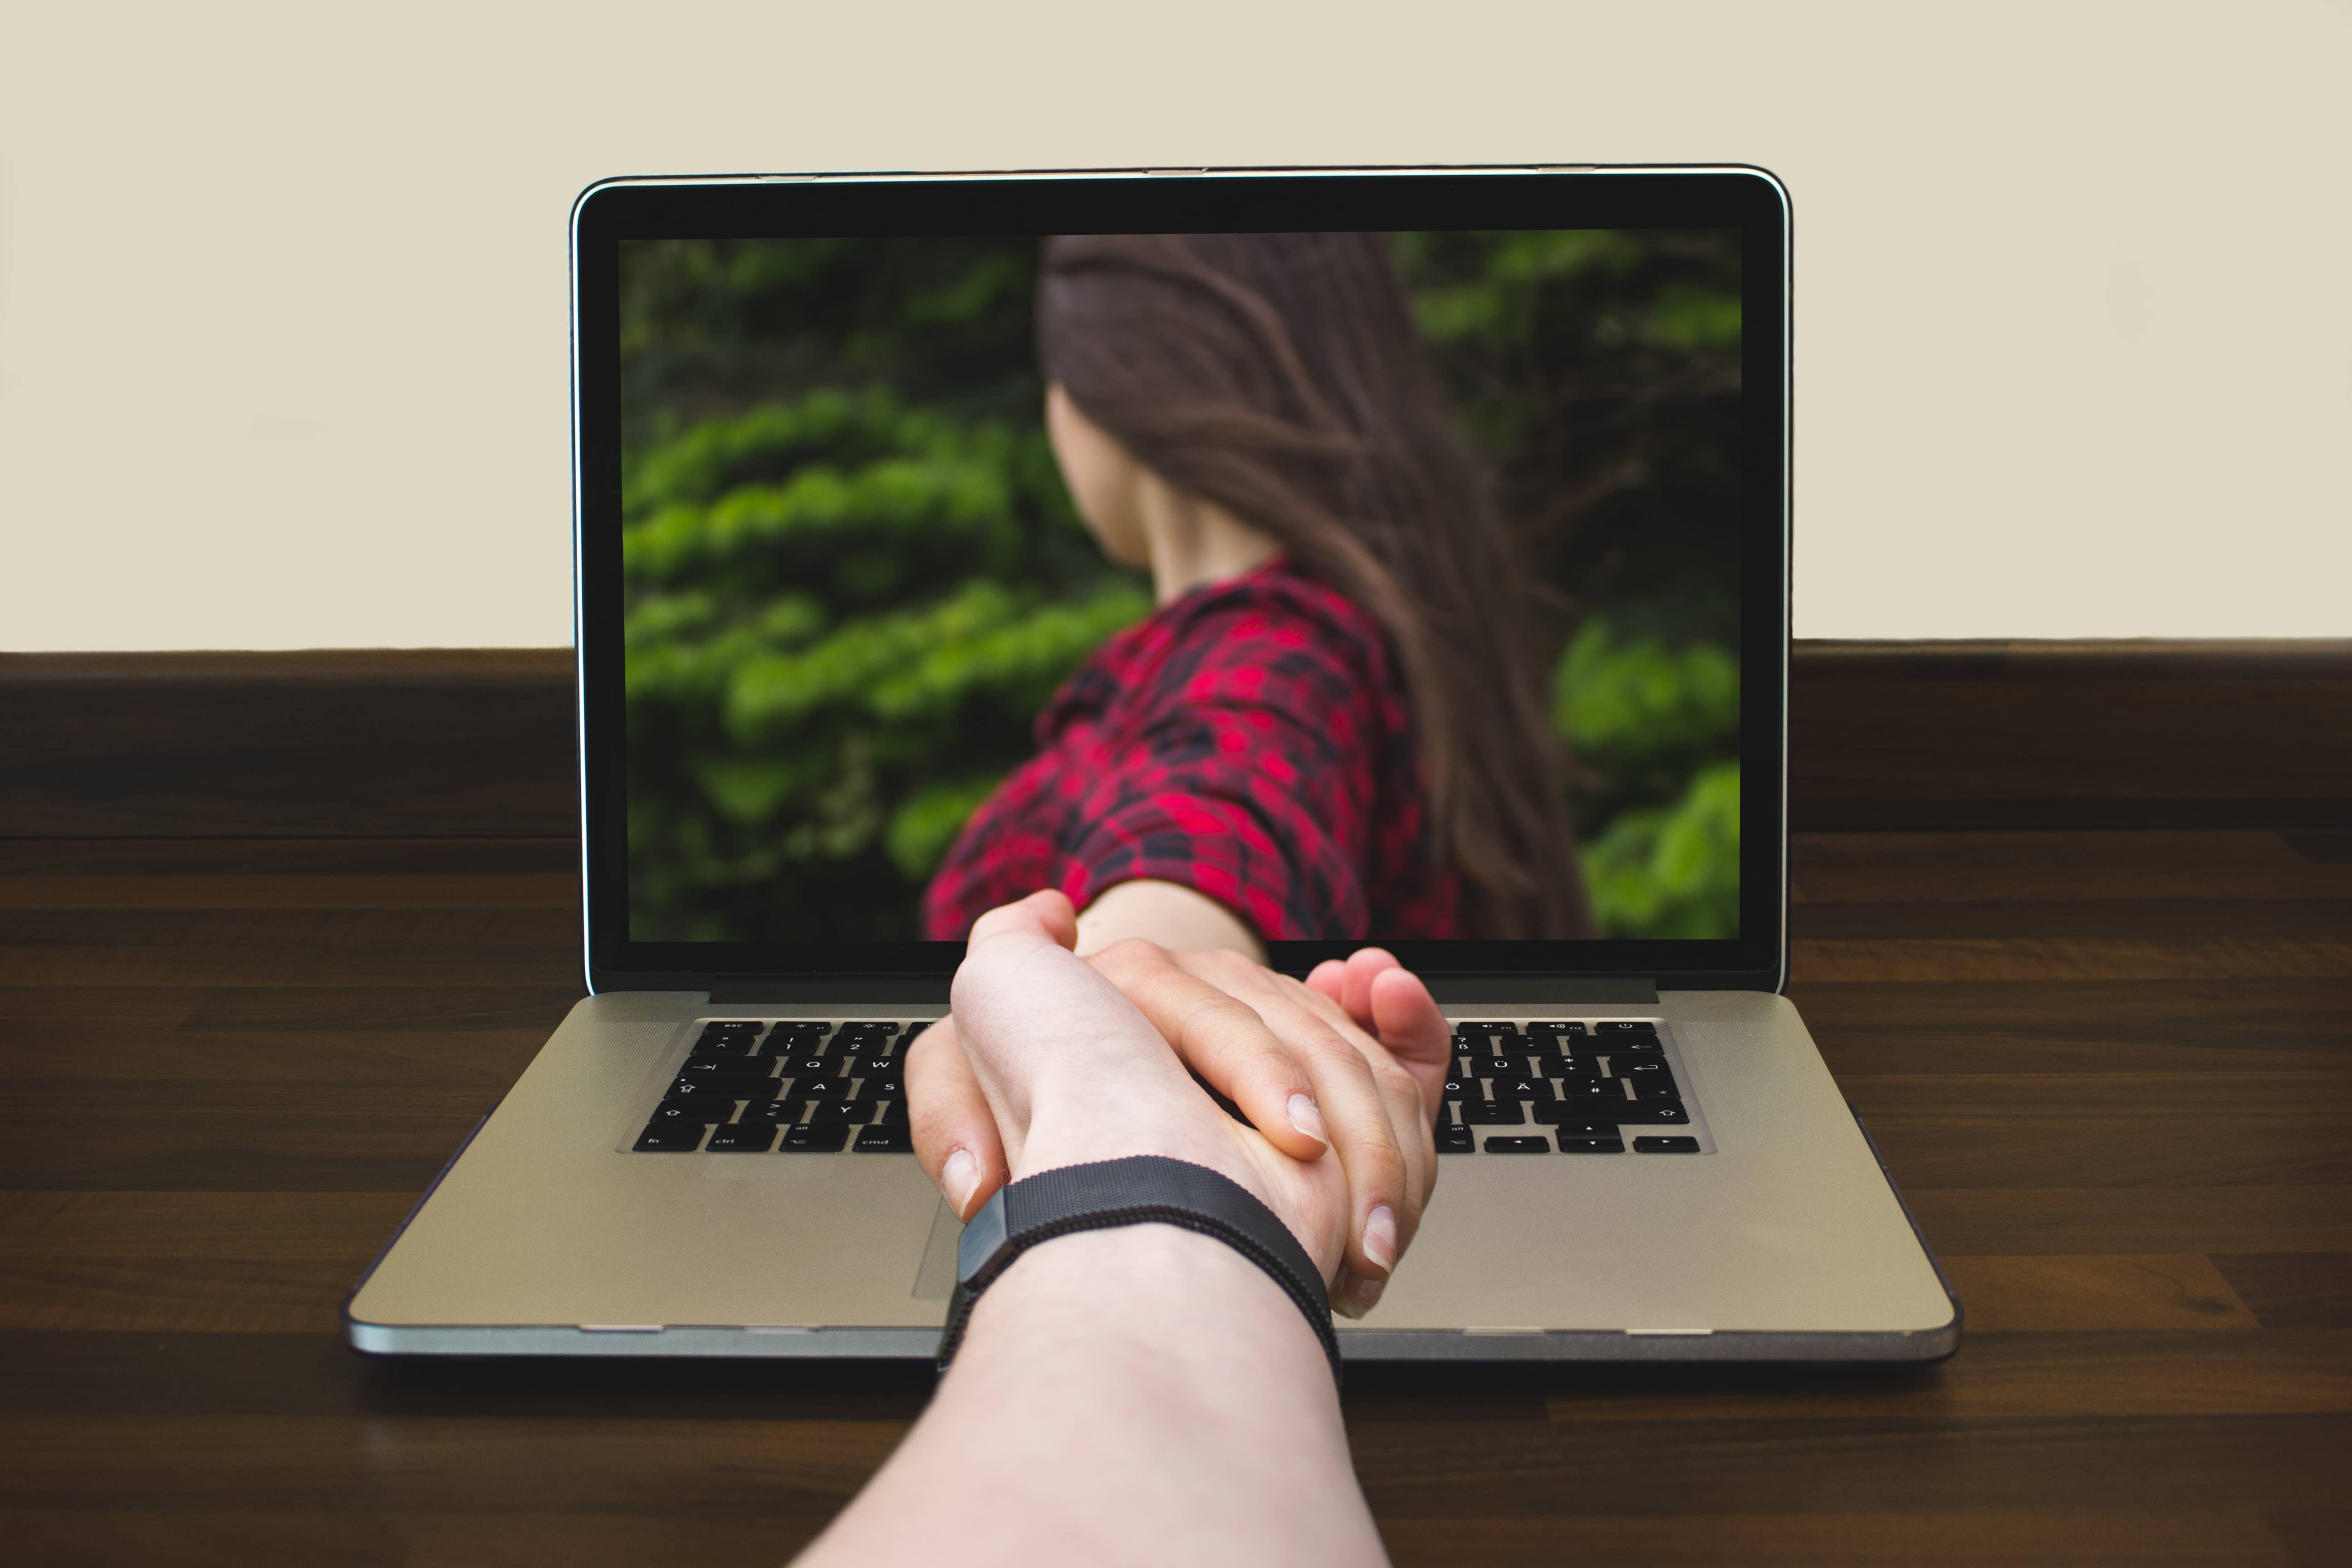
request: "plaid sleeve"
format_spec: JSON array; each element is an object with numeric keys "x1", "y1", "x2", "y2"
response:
[{"x1": 1054, "y1": 597, "x2": 1382, "y2": 941}]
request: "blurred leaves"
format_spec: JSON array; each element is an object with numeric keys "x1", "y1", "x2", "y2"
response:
[
  {"x1": 1550, "y1": 619, "x2": 1741, "y2": 938},
  {"x1": 621, "y1": 230, "x2": 1745, "y2": 943},
  {"x1": 1578, "y1": 761, "x2": 1743, "y2": 941}
]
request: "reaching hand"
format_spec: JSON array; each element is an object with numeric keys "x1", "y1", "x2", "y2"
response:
[{"x1": 906, "y1": 891, "x2": 1449, "y2": 1315}]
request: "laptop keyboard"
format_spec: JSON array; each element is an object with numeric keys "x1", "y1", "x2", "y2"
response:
[
  {"x1": 631, "y1": 1019, "x2": 926, "y2": 1154},
  {"x1": 632, "y1": 1016, "x2": 1704, "y2": 1156},
  {"x1": 1439, "y1": 1020, "x2": 1703, "y2": 1154}
]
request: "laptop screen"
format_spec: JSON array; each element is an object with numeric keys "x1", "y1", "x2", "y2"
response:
[{"x1": 577, "y1": 173, "x2": 1788, "y2": 987}]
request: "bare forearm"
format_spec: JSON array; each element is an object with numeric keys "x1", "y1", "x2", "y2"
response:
[
  {"x1": 1075, "y1": 878, "x2": 1267, "y2": 962},
  {"x1": 800, "y1": 1225, "x2": 1383, "y2": 1567}
]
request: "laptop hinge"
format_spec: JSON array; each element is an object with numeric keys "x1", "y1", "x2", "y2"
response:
[
  {"x1": 708, "y1": 975, "x2": 953, "y2": 1006},
  {"x1": 1423, "y1": 975, "x2": 1659, "y2": 1006}
]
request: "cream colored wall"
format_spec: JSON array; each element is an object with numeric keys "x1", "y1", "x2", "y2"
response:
[{"x1": 1, "y1": 0, "x2": 2346, "y2": 650}]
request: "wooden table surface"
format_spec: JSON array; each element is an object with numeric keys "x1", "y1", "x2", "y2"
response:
[{"x1": 2, "y1": 826, "x2": 2347, "y2": 1566}]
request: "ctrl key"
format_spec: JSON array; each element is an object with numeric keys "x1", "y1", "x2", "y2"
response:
[{"x1": 1633, "y1": 1136, "x2": 1702, "y2": 1154}]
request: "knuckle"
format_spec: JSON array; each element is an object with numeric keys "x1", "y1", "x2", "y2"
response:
[{"x1": 1352, "y1": 1142, "x2": 1408, "y2": 1199}]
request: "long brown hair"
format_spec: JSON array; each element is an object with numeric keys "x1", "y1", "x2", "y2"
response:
[{"x1": 1037, "y1": 232, "x2": 1592, "y2": 939}]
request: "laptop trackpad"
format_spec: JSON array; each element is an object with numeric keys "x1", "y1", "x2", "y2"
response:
[{"x1": 912, "y1": 1200, "x2": 962, "y2": 1300}]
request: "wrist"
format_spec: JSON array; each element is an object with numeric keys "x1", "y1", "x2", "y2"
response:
[
  {"x1": 1014, "y1": 1083, "x2": 1265, "y2": 1200},
  {"x1": 966, "y1": 1222, "x2": 1336, "y2": 1397}
]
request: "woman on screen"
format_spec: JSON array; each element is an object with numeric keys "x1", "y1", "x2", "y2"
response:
[{"x1": 923, "y1": 232, "x2": 1591, "y2": 951}]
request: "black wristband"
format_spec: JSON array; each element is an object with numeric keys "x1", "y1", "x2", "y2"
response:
[{"x1": 938, "y1": 1155, "x2": 1343, "y2": 1390}]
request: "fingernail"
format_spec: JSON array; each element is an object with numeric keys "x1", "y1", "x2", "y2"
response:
[
  {"x1": 1344, "y1": 1273, "x2": 1386, "y2": 1316},
  {"x1": 1363, "y1": 1205, "x2": 1398, "y2": 1274},
  {"x1": 942, "y1": 1148, "x2": 980, "y2": 1217},
  {"x1": 1286, "y1": 1093, "x2": 1328, "y2": 1145}
]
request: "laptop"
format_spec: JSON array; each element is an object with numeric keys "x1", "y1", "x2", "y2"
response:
[{"x1": 346, "y1": 165, "x2": 1960, "y2": 1364}]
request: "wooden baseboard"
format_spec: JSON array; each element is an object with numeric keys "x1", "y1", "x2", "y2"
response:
[
  {"x1": 0, "y1": 649, "x2": 575, "y2": 838},
  {"x1": 4, "y1": 641, "x2": 2347, "y2": 838},
  {"x1": 1788, "y1": 640, "x2": 2352, "y2": 830}
]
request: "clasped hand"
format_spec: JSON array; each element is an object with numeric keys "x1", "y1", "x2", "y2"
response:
[{"x1": 904, "y1": 890, "x2": 1450, "y2": 1316}]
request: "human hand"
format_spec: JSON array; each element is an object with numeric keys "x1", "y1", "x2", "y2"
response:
[{"x1": 907, "y1": 891, "x2": 1450, "y2": 1314}]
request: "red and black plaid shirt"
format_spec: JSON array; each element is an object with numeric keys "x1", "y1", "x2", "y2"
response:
[{"x1": 923, "y1": 559, "x2": 1459, "y2": 942}]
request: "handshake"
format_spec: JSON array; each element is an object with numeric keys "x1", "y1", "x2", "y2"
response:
[{"x1": 902, "y1": 889, "x2": 1451, "y2": 1318}]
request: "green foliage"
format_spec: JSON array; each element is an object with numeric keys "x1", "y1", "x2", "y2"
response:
[
  {"x1": 620, "y1": 238, "x2": 1147, "y2": 942},
  {"x1": 1578, "y1": 761, "x2": 1743, "y2": 941},
  {"x1": 621, "y1": 229, "x2": 1746, "y2": 943},
  {"x1": 1548, "y1": 619, "x2": 1742, "y2": 937}
]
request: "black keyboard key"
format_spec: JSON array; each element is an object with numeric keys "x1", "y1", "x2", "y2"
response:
[
  {"x1": 634, "y1": 1120, "x2": 706, "y2": 1152},
  {"x1": 663, "y1": 1078, "x2": 746, "y2": 1106},
  {"x1": 1458, "y1": 1098, "x2": 1527, "y2": 1126},
  {"x1": 1531, "y1": 1100, "x2": 1621, "y2": 1126},
  {"x1": 1634, "y1": 1136, "x2": 1702, "y2": 1153},
  {"x1": 778, "y1": 1123, "x2": 851, "y2": 1152},
  {"x1": 1497, "y1": 1078, "x2": 1555, "y2": 1103},
  {"x1": 1596, "y1": 1020, "x2": 1660, "y2": 1038},
  {"x1": 1616, "y1": 1099, "x2": 1690, "y2": 1126},
  {"x1": 646, "y1": 1098, "x2": 719, "y2": 1126},
  {"x1": 697, "y1": 1021, "x2": 761, "y2": 1043},
  {"x1": 1557, "y1": 1135, "x2": 1626, "y2": 1153},
  {"x1": 1436, "y1": 1123, "x2": 1475, "y2": 1153},
  {"x1": 1549, "y1": 1119, "x2": 1624, "y2": 1138},
  {"x1": 1527, "y1": 1021, "x2": 1588, "y2": 1040},
  {"x1": 1442, "y1": 1075, "x2": 1480, "y2": 1100},
  {"x1": 1555, "y1": 1055, "x2": 1604, "y2": 1078},
  {"x1": 854, "y1": 1125, "x2": 913, "y2": 1153},
  {"x1": 687, "y1": 1076, "x2": 777, "y2": 1105},
  {"x1": 862, "y1": 1075, "x2": 904, "y2": 1101},
  {"x1": 706, "y1": 1122, "x2": 777, "y2": 1152},
  {"x1": 677, "y1": 1056, "x2": 764, "y2": 1081},
  {"x1": 739, "y1": 1099, "x2": 800, "y2": 1123},
  {"x1": 759, "y1": 1029, "x2": 830, "y2": 1058},
  {"x1": 788, "y1": 1078, "x2": 851, "y2": 1102},
  {"x1": 1556, "y1": 1079, "x2": 1633, "y2": 1109},
  {"x1": 776, "y1": 1053, "x2": 842, "y2": 1079},
  {"x1": 1609, "y1": 1055, "x2": 1674, "y2": 1082},
  {"x1": 899, "y1": 1019, "x2": 934, "y2": 1043},
  {"x1": 803, "y1": 1099, "x2": 867, "y2": 1125},
  {"x1": 1485, "y1": 1136, "x2": 1551, "y2": 1154},
  {"x1": 1631, "y1": 1075, "x2": 1685, "y2": 1100}
]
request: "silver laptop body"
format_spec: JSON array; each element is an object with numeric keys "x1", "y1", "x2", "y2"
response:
[{"x1": 347, "y1": 166, "x2": 1960, "y2": 1364}]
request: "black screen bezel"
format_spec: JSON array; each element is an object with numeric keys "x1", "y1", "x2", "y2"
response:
[{"x1": 574, "y1": 167, "x2": 1790, "y2": 993}]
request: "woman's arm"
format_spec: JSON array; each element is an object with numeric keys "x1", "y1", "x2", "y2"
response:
[
  {"x1": 800, "y1": 889, "x2": 1413, "y2": 1567},
  {"x1": 801, "y1": 1225, "x2": 1380, "y2": 1567},
  {"x1": 1074, "y1": 876, "x2": 1267, "y2": 961}
]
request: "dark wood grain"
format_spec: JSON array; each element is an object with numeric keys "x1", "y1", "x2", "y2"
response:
[
  {"x1": 0, "y1": 650, "x2": 575, "y2": 838},
  {"x1": 8, "y1": 642, "x2": 2349, "y2": 840},
  {"x1": 3, "y1": 651, "x2": 2350, "y2": 1564}
]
